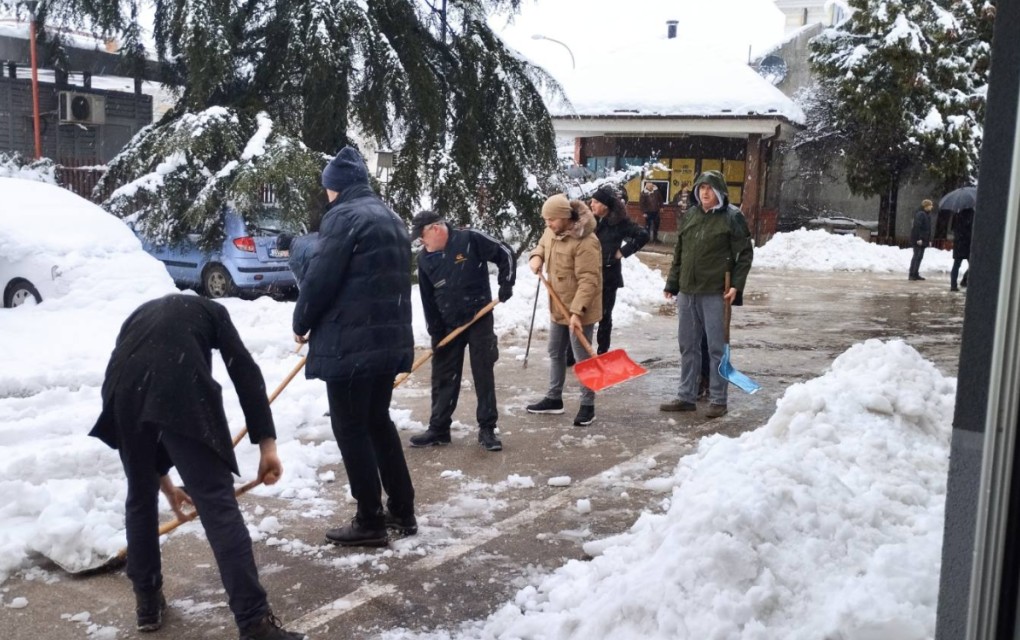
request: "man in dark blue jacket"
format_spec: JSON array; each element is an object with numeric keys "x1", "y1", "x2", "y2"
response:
[
  {"x1": 293, "y1": 146, "x2": 416, "y2": 547},
  {"x1": 408, "y1": 211, "x2": 516, "y2": 452}
]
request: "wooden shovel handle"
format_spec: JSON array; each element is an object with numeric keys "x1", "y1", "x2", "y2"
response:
[
  {"x1": 723, "y1": 272, "x2": 732, "y2": 343},
  {"x1": 232, "y1": 354, "x2": 308, "y2": 447},
  {"x1": 114, "y1": 477, "x2": 263, "y2": 561},
  {"x1": 393, "y1": 299, "x2": 500, "y2": 388},
  {"x1": 537, "y1": 273, "x2": 597, "y2": 358}
]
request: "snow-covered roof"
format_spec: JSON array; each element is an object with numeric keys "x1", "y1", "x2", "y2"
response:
[{"x1": 548, "y1": 37, "x2": 805, "y2": 129}]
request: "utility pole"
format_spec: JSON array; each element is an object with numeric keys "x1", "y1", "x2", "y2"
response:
[{"x1": 23, "y1": 1, "x2": 42, "y2": 159}]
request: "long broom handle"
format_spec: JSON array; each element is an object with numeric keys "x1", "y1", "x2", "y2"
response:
[
  {"x1": 537, "y1": 272, "x2": 597, "y2": 358},
  {"x1": 522, "y1": 279, "x2": 541, "y2": 368},
  {"x1": 392, "y1": 299, "x2": 500, "y2": 388}
]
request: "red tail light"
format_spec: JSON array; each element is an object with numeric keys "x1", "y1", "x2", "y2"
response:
[{"x1": 232, "y1": 236, "x2": 256, "y2": 253}]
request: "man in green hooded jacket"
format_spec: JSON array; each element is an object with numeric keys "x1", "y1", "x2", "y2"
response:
[{"x1": 660, "y1": 170, "x2": 753, "y2": 418}]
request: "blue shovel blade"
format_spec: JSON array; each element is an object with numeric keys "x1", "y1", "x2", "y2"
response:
[{"x1": 720, "y1": 344, "x2": 760, "y2": 394}]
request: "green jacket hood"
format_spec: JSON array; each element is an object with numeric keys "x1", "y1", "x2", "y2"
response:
[{"x1": 692, "y1": 170, "x2": 729, "y2": 209}]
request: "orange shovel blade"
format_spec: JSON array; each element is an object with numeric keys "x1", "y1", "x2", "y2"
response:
[{"x1": 573, "y1": 349, "x2": 648, "y2": 392}]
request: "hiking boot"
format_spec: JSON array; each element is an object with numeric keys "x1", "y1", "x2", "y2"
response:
[
  {"x1": 409, "y1": 429, "x2": 451, "y2": 447},
  {"x1": 384, "y1": 510, "x2": 418, "y2": 536},
  {"x1": 325, "y1": 518, "x2": 388, "y2": 547},
  {"x1": 478, "y1": 428, "x2": 503, "y2": 452},
  {"x1": 239, "y1": 612, "x2": 307, "y2": 640},
  {"x1": 573, "y1": 405, "x2": 595, "y2": 426},
  {"x1": 136, "y1": 588, "x2": 167, "y2": 632},
  {"x1": 659, "y1": 399, "x2": 696, "y2": 412},
  {"x1": 706, "y1": 403, "x2": 728, "y2": 419},
  {"x1": 527, "y1": 397, "x2": 564, "y2": 414}
]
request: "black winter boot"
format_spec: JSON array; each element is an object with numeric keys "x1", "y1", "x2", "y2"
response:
[
  {"x1": 135, "y1": 588, "x2": 167, "y2": 632},
  {"x1": 384, "y1": 510, "x2": 418, "y2": 536},
  {"x1": 478, "y1": 427, "x2": 503, "y2": 451},
  {"x1": 573, "y1": 405, "x2": 595, "y2": 426},
  {"x1": 239, "y1": 612, "x2": 307, "y2": 640},
  {"x1": 325, "y1": 518, "x2": 388, "y2": 547},
  {"x1": 409, "y1": 429, "x2": 451, "y2": 447}
]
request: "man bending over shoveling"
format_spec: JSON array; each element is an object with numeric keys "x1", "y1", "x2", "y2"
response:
[
  {"x1": 660, "y1": 170, "x2": 753, "y2": 419},
  {"x1": 407, "y1": 210, "x2": 516, "y2": 452},
  {"x1": 91, "y1": 294, "x2": 305, "y2": 640}
]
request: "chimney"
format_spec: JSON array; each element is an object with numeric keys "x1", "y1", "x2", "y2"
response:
[{"x1": 666, "y1": 20, "x2": 678, "y2": 39}]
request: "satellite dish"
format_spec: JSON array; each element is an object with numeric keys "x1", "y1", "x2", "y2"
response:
[{"x1": 756, "y1": 54, "x2": 788, "y2": 86}]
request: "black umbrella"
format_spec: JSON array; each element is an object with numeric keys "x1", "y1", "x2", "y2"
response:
[{"x1": 939, "y1": 186, "x2": 977, "y2": 213}]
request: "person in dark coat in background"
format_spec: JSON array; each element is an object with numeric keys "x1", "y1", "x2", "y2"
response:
[
  {"x1": 950, "y1": 207, "x2": 974, "y2": 292},
  {"x1": 292, "y1": 146, "x2": 416, "y2": 548},
  {"x1": 909, "y1": 199, "x2": 935, "y2": 280},
  {"x1": 407, "y1": 211, "x2": 516, "y2": 452},
  {"x1": 90, "y1": 294, "x2": 304, "y2": 640},
  {"x1": 589, "y1": 185, "x2": 649, "y2": 354},
  {"x1": 639, "y1": 180, "x2": 665, "y2": 243}
]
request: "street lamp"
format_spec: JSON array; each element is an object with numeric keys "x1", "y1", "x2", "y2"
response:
[
  {"x1": 531, "y1": 34, "x2": 575, "y2": 70},
  {"x1": 20, "y1": 1, "x2": 42, "y2": 159}
]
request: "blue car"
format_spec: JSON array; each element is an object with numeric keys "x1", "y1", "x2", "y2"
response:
[{"x1": 134, "y1": 207, "x2": 299, "y2": 299}]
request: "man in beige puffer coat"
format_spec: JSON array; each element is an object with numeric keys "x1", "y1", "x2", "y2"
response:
[{"x1": 526, "y1": 194, "x2": 603, "y2": 426}]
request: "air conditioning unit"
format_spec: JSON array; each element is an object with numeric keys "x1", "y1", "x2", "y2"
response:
[{"x1": 58, "y1": 91, "x2": 106, "y2": 125}]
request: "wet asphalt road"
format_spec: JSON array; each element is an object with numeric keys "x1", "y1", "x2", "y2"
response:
[{"x1": 0, "y1": 250, "x2": 966, "y2": 639}]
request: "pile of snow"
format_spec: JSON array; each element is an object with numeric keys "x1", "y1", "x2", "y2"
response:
[
  {"x1": 756, "y1": 228, "x2": 954, "y2": 273},
  {"x1": 0, "y1": 155, "x2": 57, "y2": 184},
  {"x1": 389, "y1": 339, "x2": 953, "y2": 640}
]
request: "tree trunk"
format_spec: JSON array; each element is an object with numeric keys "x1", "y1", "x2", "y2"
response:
[{"x1": 878, "y1": 180, "x2": 901, "y2": 243}]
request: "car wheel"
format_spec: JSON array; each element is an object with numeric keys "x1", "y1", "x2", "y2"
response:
[
  {"x1": 202, "y1": 265, "x2": 237, "y2": 299},
  {"x1": 4, "y1": 280, "x2": 42, "y2": 308}
]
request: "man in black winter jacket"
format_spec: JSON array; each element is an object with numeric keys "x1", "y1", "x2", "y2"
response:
[
  {"x1": 408, "y1": 211, "x2": 516, "y2": 452},
  {"x1": 293, "y1": 146, "x2": 416, "y2": 548},
  {"x1": 909, "y1": 199, "x2": 935, "y2": 281},
  {"x1": 91, "y1": 294, "x2": 304, "y2": 640}
]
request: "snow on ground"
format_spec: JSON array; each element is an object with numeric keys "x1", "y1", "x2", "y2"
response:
[
  {"x1": 380, "y1": 339, "x2": 953, "y2": 640},
  {"x1": 0, "y1": 176, "x2": 960, "y2": 637},
  {"x1": 756, "y1": 227, "x2": 955, "y2": 274}
]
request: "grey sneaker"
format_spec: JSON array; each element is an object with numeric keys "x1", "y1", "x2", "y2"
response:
[
  {"x1": 706, "y1": 403, "x2": 728, "y2": 418},
  {"x1": 659, "y1": 399, "x2": 696, "y2": 412}
]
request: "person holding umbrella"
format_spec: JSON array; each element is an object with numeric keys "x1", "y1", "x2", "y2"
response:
[{"x1": 909, "y1": 199, "x2": 935, "y2": 281}]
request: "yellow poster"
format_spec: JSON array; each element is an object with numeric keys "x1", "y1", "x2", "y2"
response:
[
  {"x1": 727, "y1": 185, "x2": 743, "y2": 205},
  {"x1": 701, "y1": 159, "x2": 722, "y2": 174},
  {"x1": 724, "y1": 159, "x2": 746, "y2": 184},
  {"x1": 622, "y1": 178, "x2": 640, "y2": 203}
]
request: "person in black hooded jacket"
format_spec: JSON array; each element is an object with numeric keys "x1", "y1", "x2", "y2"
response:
[
  {"x1": 293, "y1": 146, "x2": 416, "y2": 548},
  {"x1": 589, "y1": 185, "x2": 649, "y2": 354}
]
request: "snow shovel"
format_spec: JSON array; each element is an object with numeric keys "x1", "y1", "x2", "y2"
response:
[
  {"x1": 60, "y1": 349, "x2": 307, "y2": 575},
  {"x1": 719, "y1": 272, "x2": 760, "y2": 394},
  {"x1": 537, "y1": 273, "x2": 647, "y2": 392},
  {"x1": 392, "y1": 299, "x2": 500, "y2": 388}
]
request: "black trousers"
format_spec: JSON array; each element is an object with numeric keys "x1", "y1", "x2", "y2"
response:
[
  {"x1": 644, "y1": 212, "x2": 661, "y2": 241},
  {"x1": 326, "y1": 374, "x2": 415, "y2": 528},
  {"x1": 596, "y1": 286, "x2": 618, "y2": 355},
  {"x1": 951, "y1": 258, "x2": 968, "y2": 288},
  {"x1": 909, "y1": 246, "x2": 926, "y2": 277},
  {"x1": 429, "y1": 313, "x2": 499, "y2": 432},
  {"x1": 119, "y1": 428, "x2": 268, "y2": 630}
]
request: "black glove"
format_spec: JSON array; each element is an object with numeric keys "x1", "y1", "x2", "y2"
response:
[{"x1": 498, "y1": 283, "x2": 513, "y2": 303}]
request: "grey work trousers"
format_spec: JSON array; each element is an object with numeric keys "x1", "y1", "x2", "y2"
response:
[
  {"x1": 676, "y1": 292, "x2": 728, "y2": 406},
  {"x1": 544, "y1": 321, "x2": 596, "y2": 407}
]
